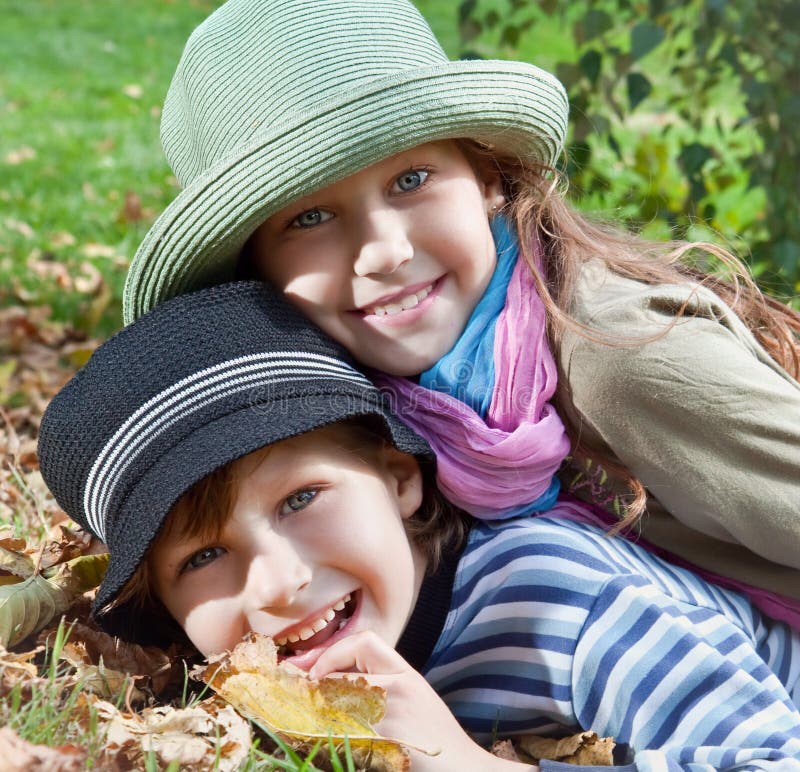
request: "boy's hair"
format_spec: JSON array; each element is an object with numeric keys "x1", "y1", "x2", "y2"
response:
[
  {"x1": 458, "y1": 139, "x2": 800, "y2": 528},
  {"x1": 114, "y1": 420, "x2": 470, "y2": 640}
]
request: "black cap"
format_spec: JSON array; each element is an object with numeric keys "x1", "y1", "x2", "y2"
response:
[{"x1": 38, "y1": 281, "x2": 432, "y2": 639}]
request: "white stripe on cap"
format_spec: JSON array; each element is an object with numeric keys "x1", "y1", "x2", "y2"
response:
[{"x1": 83, "y1": 352, "x2": 373, "y2": 541}]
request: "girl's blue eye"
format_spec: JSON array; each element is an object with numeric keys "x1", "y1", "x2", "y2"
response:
[
  {"x1": 393, "y1": 168, "x2": 429, "y2": 193},
  {"x1": 282, "y1": 488, "x2": 318, "y2": 515},
  {"x1": 184, "y1": 546, "x2": 224, "y2": 572},
  {"x1": 291, "y1": 208, "x2": 331, "y2": 229}
]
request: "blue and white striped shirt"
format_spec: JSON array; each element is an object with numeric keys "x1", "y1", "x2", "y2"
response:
[{"x1": 417, "y1": 518, "x2": 800, "y2": 771}]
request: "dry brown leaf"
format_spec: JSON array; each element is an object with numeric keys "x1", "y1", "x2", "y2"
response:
[
  {"x1": 0, "y1": 727, "x2": 86, "y2": 771},
  {"x1": 118, "y1": 190, "x2": 144, "y2": 223},
  {"x1": 517, "y1": 731, "x2": 615, "y2": 765},
  {"x1": 43, "y1": 620, "x2": 186, "y2": 696},
  {"x1": 96, "y1": 696, "x2": 251, "y2": 772},
  {"x1": 56, "y1": 638, "x2": 146, "y2": 702},
  {"x1": 0, "y1": 643, "x2": 42, "y2": 698},
  {"x1": 490, "y1": 738, "x2": 521, "y2": 761},
  {"x1": 195, "y1": 632, "x2": 411, "y2": 771}
]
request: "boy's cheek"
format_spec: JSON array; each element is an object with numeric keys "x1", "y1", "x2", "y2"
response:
[{"x1": 177, "y1": 598, "x2": 243, "y2": 656}]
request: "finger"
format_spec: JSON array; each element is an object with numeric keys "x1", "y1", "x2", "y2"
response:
[{"x1": 310, "y1": 630, "x2": 410, "y2": 679}]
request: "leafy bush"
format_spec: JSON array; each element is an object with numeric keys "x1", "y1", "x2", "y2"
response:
[{"x1": 458, "y1": 0, "x2": 799, "y2": 298}]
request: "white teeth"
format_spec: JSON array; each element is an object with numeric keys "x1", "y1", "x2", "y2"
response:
[
  {"x1": 367, "y1": 284, "x2": 433, "y2": 317},
  {"x1": 274, "y1": 594, "x2": 352, "y2": 648},
  {"x1": 333, "y1": 593, "x2": 350, "y2": 611}
]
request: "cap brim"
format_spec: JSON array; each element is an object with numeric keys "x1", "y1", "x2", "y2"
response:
[
  {"x1": 124, "y1": 60, "x2": 567, "y2": 322},
  {"x1": 94, "y1": 392, "x2": 431, "y2": 615}
]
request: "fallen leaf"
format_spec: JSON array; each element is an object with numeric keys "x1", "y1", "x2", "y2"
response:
[
  {"x1": 80, "y1": 243, "x2": 117, "y2": 259},
  {"x1": 96, "y1": 697, "x2": 251, "y2": 772},
  {"x1": 195, "y1": 632, "x2": 412, "y2": 771},
  {"x1": 4, "y1": 147, "x2": 36, "y2": 165},
  {"x1": 4, "y1": 218, "x2": 34, "y2": 239},
  {"x1": 122, "y1": 83, "x2": 143, "y2": 99},
  {"x1": 42, "y1": 620, "x2": 187, "y2": 696},
  {"x1": 0, "y1": 553, "x2": 108, "y2": 647},
  {"x1": 49, "y1": 231, "x2": 76, "y2": 248},
  {"x1": 491, "y1": 738, "x2": 521, "y2": 761},
  {"x1": 517, "y1": 731, "x2": 615, "y2": 765},
  {"x1": 118, "y1": 190, "x2": 144, "y2": 223},
  {"x1": 0, "y1": 644, "x2": 41, "y2": 697},
  {"x1": 0, "y1": 544, "x2": 36, "y2": 579},
  {"x1": 0, "y1": 727, "x2": 86, "y2": 771}
]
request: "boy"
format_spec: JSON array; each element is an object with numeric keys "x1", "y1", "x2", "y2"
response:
[{"x1": 39, "y1": 282, "x2": 800, "y2": 771}]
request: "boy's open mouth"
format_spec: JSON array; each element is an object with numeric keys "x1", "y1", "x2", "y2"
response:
[{"x1": 274, "y1": 592, "x2": 358, "y2": 658}]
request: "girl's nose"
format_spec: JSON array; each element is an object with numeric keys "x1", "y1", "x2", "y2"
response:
[
  {"x1": 352, "y1": 210, "x2": 413, "y2": 277},
  {"x1": 244, "y1": 536, "x2": 312, "y2": 613}
]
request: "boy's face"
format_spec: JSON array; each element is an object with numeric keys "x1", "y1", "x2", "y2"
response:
[
  {"x1": 250, "y1": 140, "x2": 504, "y2": 376},
  {"x1": 149, "y1": 427, "x2": 426, "y2": 669}
]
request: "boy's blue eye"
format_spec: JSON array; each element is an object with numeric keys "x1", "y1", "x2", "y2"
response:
[
  {"x1": 282, "y1": 488, "x2": 318, "y2": 515},
  {"x1": 393, "y1": 168, "x2": 428, "y2": 193},
  {"x1": 184, "y1": 546, "x2": 224, "y2": 572},
  {"x1": 291, "y1": 208, "x2": 331, "y2": 228}
]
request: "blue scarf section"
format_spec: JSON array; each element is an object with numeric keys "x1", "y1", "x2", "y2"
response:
[{"x1": 419, "y1": 216, "x2": 560, "y2": 515}]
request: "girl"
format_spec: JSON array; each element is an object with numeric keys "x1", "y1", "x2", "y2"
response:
[{"x1": 122, "y1": 0, "x2": 800, "y2": 623}]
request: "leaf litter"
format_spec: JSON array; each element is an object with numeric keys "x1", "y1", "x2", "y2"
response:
[{"x1": 0, "y1": 307, "x2": 615, "y2": 768}]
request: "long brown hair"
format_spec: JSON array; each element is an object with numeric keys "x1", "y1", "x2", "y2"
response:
[{"x1": 461, "y1": 140, "x2": 800, "y2": 529}]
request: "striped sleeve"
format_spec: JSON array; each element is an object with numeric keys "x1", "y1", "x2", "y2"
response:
[
  {"x1": 573, "y1": 574, "x2": 800, "y2": 770},
  {"x1": 423, "y1": 519, "x2": 800, "y2": 771}
]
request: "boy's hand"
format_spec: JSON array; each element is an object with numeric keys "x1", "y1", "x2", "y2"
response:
[{"x1": 310, "y1": 631, "x2": 538, "y2": 772}]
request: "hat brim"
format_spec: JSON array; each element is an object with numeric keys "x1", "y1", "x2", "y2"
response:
[
  {"x1": 123, "y1": 60, "x2": 567, "y2": 323},
  {"x1": 93, "y1": 391, "x2": 431, "y2": 621}
]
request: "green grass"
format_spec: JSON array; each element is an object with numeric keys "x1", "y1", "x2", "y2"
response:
[
  {"x1": 0, "y1": 1, "x2": 468, "y2": 335},
  {"x1": 1, "y1": 0, "x2": 217, "y2": 334}
]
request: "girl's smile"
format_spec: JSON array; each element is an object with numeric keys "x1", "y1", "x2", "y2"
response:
[
  {"x1": 250, "y1": 140, "x2": 504, "y2": 376},
  {"x1": 148, "y1": 427, "x2": 426, "y2": 666}
]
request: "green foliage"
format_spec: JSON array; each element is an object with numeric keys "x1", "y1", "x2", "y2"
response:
[{"x1": 457, "y1": 0, "x2": 800, "y2": 298}]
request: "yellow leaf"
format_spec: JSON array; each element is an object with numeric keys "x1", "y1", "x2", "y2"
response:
[{"x1": 196, "y1": 633, "x2": 410, "y2": 771}]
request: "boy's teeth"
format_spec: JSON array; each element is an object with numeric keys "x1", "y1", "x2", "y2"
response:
[
  {"x1": 274, "y1": 593, "x2": 352, "y2": 647},
  {"x1": 368, "y1": 284, "x2": 432, "y2": 317}
]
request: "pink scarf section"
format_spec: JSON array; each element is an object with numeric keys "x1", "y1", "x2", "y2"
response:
[{"x1": 375, "y1": 245, "x2": 571, "y2": 518}]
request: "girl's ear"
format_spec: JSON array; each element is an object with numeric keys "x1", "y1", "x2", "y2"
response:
[
  {"x1": 481, "y1": 172, "x2": 506, "y2": 215},
  {"x1": 379, "y1": 445, "x2": 424, "y2": 520}
]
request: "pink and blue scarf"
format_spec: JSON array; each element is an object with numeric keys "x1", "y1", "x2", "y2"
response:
[
  {"x1": 376, "y1": 216, "x2": 800, "y2": 629},
  {"x1": 376, "y1": 217, "x2": 567, "y2": 518}
]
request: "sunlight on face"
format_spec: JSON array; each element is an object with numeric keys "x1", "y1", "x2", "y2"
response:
[
  {"x1": 148, "y1": 426, "x2": 427, "y2": 667},
  {"x1": 250, "y1": 141, "x2": 505, "y2": 375}
]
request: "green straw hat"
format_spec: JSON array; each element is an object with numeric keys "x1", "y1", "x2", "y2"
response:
[{"x1": 123, "y1": 0, "x2": 569, "y2": 323}]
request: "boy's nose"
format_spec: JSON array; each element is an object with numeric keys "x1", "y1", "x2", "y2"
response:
[
  {"x1": 352, "y1": 210, "x2": 413, "y2": 277},
  {"x1": 244, "y1": 538, "x2": 312, "y2": 613}
]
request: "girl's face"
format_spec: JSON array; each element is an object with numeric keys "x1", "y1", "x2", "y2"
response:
[
  {"x1": 149, "y1": 427, "x2": 426, "y2": 669},
  {"x1": 250, "y1": 141, "x2": 504, "y2": 375}
]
